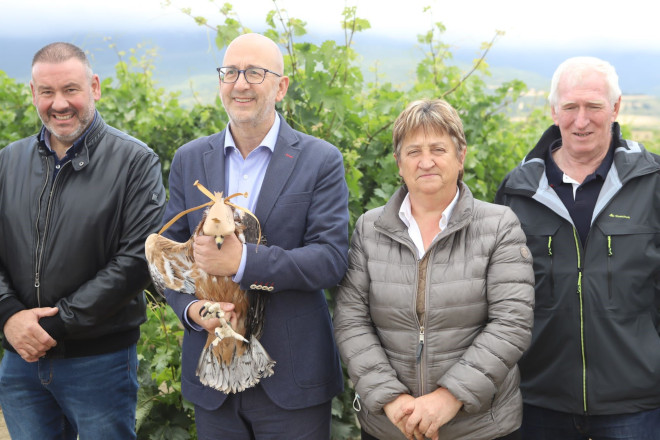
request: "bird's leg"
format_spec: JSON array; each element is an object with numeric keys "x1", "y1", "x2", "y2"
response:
[{"x1": 199, "y1": 302, "x2": 248, "y2": 345}]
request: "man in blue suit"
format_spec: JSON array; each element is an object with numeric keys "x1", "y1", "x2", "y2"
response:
[{"x1": 163, "y1": 33, "x2": 349, "y2": 439}]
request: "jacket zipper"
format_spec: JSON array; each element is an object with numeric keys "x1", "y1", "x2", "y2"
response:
[
  {"x1": 374, "y1": 224, "x2": 433, "y2": 397},
  {"x1": 607, "y1": 235, "x2": 613, "y2": 302},
  {"x1": 416, "y1": 326, "x2": 425, "y2": 363},
  {"x1": 34, "y1": 159, "x2": 68, "y2": 306},
  {"x1": 572, "y1": 227, "x2": 587, "y2": 413},
  {"x1": 547, "y1": 236, "x2": 554, "y2": 299},
  {"x1": 33, "y1": 156, "x2": 51, "y2": 306},
  {"x1": 417, "y1": 326, "x2": 426, "y2": 395}
]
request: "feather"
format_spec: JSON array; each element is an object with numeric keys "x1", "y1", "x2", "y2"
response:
[{"x1": 145, "y1": 195, "x2": 274, "y2": 394}]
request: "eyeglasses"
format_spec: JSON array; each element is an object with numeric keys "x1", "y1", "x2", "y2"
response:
[{"x1": 216, "y1": 67, "x2": 282, "y2": 84}]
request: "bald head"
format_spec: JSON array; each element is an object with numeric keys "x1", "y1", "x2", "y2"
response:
[{"x1": 223, "y1": 33, "x2": 284, "y2": 75}]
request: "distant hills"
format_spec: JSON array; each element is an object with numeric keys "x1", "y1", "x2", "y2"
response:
[
  {"x1": 3, "y1": 30, "x2": 660, "y2": 94},
  {"x1": 2, "y1": 30, "x2": 659, "y2": 138}
]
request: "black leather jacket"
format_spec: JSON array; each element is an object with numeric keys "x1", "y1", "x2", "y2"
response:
[{"x1": 0, "y1": 112, "x2": 166, "y2": 357}]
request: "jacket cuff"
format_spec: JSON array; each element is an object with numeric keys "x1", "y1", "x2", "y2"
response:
[
  {"x1": 0, "y1": 296, "x2": 27, "y2": 331},
  {"x1": 39, "y1": 314, "x2": 67, "y2": 341}
]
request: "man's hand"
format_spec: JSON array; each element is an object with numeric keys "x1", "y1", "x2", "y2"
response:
[
  {"x1": 384, "y1": 394, "x2": 416, "y2": 438},
  {"x1": 404, "y1": 388, "x2": 463, "y2": 440},
  {"x1": 187, "y1": 301, "x2": 239, "y2": 334},
  {"x1": 3, "y1": 308, "x2": 59, "y2": 362},
  {"x1": 194, "y1": 233, "x2": 242, "y2": 277}
]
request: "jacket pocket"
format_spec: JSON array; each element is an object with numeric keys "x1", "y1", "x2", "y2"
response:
[
  {"x1": 521, "y1": 221, "x2": 561, "y2": 309},
  {"x1": 595, "y1": 223, "x2": 658, "y2": 313},
  {"x1": 287, "y1": 304, "x2": 338, "y2": 388}
]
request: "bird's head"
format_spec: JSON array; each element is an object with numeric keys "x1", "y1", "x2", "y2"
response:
[{"x1": 202, "y1": 192, "x2": 236, "y2": 249}]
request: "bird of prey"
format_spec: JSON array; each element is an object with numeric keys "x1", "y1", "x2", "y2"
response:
[{"x1": 145, "y1": 181, "x2": 274, "y2": 394}]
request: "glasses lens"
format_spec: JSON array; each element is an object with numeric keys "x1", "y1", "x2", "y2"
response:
[
  {"x1": 220, "y1": 68, "x2": 238, "y2": 83},
  {"x1": 245, "y1": 68, "x2": 266, "y2": 84}
]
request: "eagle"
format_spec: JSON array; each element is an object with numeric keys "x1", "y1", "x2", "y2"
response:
[{"x1": 145, "y1": 181, "x2": 274, "y2": 394}]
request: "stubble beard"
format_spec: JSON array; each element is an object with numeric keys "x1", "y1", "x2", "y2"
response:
[{"x1": 41, "y1": 100, "x2": 96, "y2": 145}]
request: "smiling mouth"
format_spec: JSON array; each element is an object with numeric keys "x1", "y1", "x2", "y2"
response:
[
  {"x1": 234, "y1": 98, "x2": 253, "y2": 103},
  {"x1": 574, "y1": 132, "x2": 592, "y2": 137},
  {"x1": 52, "y1": 114, "x2": 74, "y2": 121}
]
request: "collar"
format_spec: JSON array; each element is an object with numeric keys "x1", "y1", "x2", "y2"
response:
[
  {"x1": 224, "y1": 114, "x2": 280, "y2": 156},
  {"x1": 545, "y1": 131, "x2": 616, "y2": 187},
  {"x1": 398, "y1": 187, "x2": 460, "y2": 232}
]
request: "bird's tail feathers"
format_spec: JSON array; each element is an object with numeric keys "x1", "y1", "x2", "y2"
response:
[
  {"x1": 196, "y1": 336, "x2": 275, "y2": 394},
  {"x1": 245, "y1": 290, "x2": 267, "y2": 341}
]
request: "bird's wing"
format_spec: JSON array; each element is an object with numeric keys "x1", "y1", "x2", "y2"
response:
[
  {"x1": 235, "y1": 209, "x2": 266, "y2": 246},
  {"x1": 145, "y1": 233, "x2": 198, "y2": 296}
]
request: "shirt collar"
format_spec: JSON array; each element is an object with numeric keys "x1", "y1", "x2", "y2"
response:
[
  {"x1": 546, "y1": 135, "x2": 616, "y2": 187},
  {"x1": 224, "y1": 114, "x2": 280, "y2": 156},
  {"x1": 398, "y1": 186, "x2": 461, "y2": 231}
]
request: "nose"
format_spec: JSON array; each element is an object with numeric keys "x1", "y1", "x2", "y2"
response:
[
  {"x1": 418, "y1": 151, "x2": 434, "y2": 169},
  {"x1": 575, "y1": 106, "x2": 590, "y2": 129},
  {"x1": 233, "y1": 71, "x2": 251, "y2": 90},
  {"x1": 51, "y1": 92, "x2": 69, "y2": 111}
]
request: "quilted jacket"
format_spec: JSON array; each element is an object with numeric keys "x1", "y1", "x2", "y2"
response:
[{"x1": 334, "y1": 182, "x2": 535, "y2": 439}]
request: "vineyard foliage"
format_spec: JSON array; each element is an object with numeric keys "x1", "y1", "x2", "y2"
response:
[{"x1": 0, "y1": 2, "x2": 554, "y2": 438}]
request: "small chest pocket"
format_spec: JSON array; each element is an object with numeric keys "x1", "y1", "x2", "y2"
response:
[
  {"x1": 521, "y1": 220, "x2": 562, "y2": 310},
  {"x1": 595, "y1": 222, "x2": 658, "y2": 313}
]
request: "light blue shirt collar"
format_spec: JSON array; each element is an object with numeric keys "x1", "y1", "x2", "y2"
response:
[{"x1": 223, "y1": 114, "x2": 280, "y2": 155}]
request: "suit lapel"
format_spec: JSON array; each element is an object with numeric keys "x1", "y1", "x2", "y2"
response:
[
  {"x1": 202, "y1": 130, "x2": 227, "y2": 195},
  {"x1": 256, "y1": 117, "x2": 300, "y2": 222}
]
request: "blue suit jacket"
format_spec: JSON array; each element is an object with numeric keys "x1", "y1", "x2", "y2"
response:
[{"x1": 163, "y1": 116, "x2": 348, "y2": 410}]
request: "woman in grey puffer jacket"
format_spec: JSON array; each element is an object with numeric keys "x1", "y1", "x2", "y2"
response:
[{"x1": 333, "y1": 99, "x2": 535, "y2": 440}]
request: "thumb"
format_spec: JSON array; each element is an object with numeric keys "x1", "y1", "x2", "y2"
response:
[
  {"x1": 221, "y1": 303, "x2": 235, "y2": 311},
  {"x1": 34, "y1": 307, "x2": 59, "y2": 318}
]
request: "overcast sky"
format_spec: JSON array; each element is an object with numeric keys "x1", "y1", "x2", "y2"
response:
[{"x1": 2, "y1": 0, "x2": 658, "y2": 51}]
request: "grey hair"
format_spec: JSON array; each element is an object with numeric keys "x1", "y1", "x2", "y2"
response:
[
  {"x1": 32, "y1": 42, "x2": 93, "y2": 80},
  {"x1": 548, "y1": 56, "x2": 621, "y2": 110}
]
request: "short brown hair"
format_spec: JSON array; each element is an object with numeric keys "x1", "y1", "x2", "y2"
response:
[
  {"x1": 392, "y1": 99, "x2": 467, "y2": 160},
  {"x1": 32, "y1": 42, "x2": 93, "y2": 79}
]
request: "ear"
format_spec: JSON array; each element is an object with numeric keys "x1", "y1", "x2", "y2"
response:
[
  {"x1": 611, "y1": 96, "x2": 621, "y2": 122},
  {"x1": 91, "y1": 74, "x2": 101, "y2": 101},
  {"x1": 551, "y1": 105, "x2": 559, "y2": 126},
  {"x1": 30, "y1": 80, "x2": 37, "y2": 106},
  {"x1": 275, "y1": 75, "x2": 289, "y2": 102},
  {"x1": 458, "y1": 146, "x2": 467, "y2": 168},
  {"x1": 393, "y1": 153, "x2": 403, "y2": 177}
]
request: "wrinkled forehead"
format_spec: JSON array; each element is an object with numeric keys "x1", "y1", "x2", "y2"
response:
[
  {"x1": 558, "y1": 70, "x2": 609, "y2": 98},
  {"x1": 31, "y1": 58, "x2": 92, "y2": 83},
  {"x1": 223, "y1": 35, "x2": 283, "y2": 73}
]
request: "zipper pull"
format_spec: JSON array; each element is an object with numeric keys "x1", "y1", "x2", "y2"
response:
[
  {"x1": 416, "y1": 327, "x2": 425, "y2": 363},
  {"x1": 35, "y1": 272, "x2": 40, "y2": 288},
  {"x1": 352, "y1": 393, "x2": 362, "y2": 412},
  {"x1": 577, "y1": 268, "x2": 582, "y2": 295}
]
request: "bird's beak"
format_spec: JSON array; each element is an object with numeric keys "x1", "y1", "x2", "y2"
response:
[{"x1": 215, "y1": 236, "x2": 224, "y2": 250}]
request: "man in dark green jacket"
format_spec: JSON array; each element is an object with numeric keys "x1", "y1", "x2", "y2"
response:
[{"x1": 496, "y1": 56, "x2": 660, "y2": 439}]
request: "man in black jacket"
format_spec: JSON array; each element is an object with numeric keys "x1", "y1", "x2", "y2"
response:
[
  {"x1": 0, "y1": 42, "x2": 166, "y2": 439},
  {"x1": 496, "y1": 57, "x2": 660, "y2": 439}
]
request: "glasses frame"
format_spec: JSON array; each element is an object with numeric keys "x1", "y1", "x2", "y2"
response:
[{"x1": 216, "y1": 67, "x2": 283, "y2": 84}]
